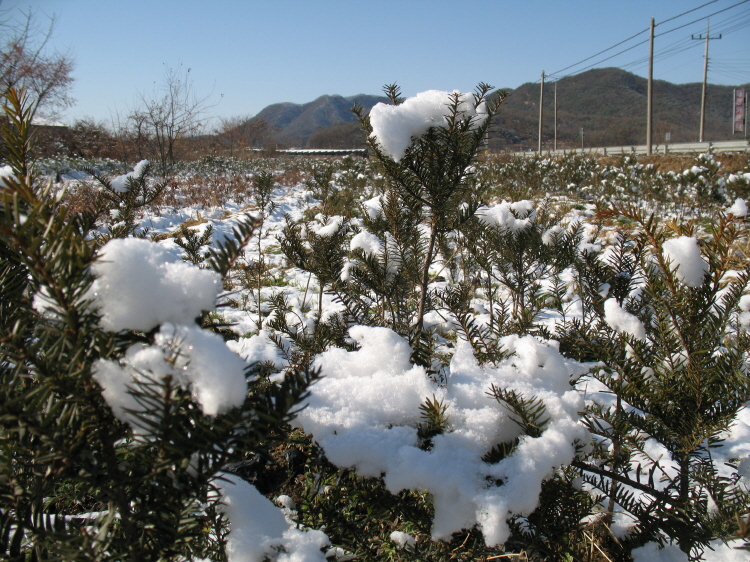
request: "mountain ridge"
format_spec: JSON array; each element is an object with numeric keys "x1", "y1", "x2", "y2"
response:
[
  {"x1": 248, "y1": 93, "x2": 388, "y2": 147},
  {"x1": 246, "y1": 69, "x2": 748, "y2": 149}
]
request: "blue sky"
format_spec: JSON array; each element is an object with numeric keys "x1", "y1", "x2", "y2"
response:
[{"x1": 8, "y1": 0, "x2": 750, "y2": 126}]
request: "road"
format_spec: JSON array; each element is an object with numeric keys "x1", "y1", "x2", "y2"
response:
[{"x1": 515, "y1": 139, "x2": 749, "y2": 156}]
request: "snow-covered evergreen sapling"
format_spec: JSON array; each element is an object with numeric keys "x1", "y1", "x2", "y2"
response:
[
  {"x1": 353, "y1": 83, "x2": 504, "y2": 365},
  {"x1": 565, "y1": 203, "x2": 750, "y2": 558},
  {"x1": 335, "y1": 186, "x2": 425, "y2": 337},
  {"x1": 0, "y1": 88, "x2": 319, "y2": 561},
  {"x1": 234, "y1": 170, "x2": 278, "y2": 330},
  {"x1": 175, "y1": 221, "x2": 213, "y2": 266},
  {"x1": 87, "y1": 159, "x2": 166, "y2": 242},
  {"x1": 274, "y1": 211, "x2": 352, "y2": 369},
  {"x1": 458, "y1": 199, "x2": 580, "y2": 336}
]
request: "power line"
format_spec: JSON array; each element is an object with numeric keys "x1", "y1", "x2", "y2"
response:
[
  {"x1": 546, "y1": 28, "x2": 649, "y2": 79},
  {"x1": 546, "y1": 0, "x2": 750, "y2": 82},
  {"x1": 616, "y1": 9, "x2": 750, "y2": 74},
  {"x1": 659, "y1": 0, "x2": 721, "y2": 24},
  {"x1": 546, "y1": 0, "x2": 721, "y2": 80},
  {"x1": 655, "y1": 0, "x2": 750, "y2": 37}
]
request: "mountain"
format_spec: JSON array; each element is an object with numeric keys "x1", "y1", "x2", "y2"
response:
[
  {"x1": 489, "y1": 67, "x2": 748, "y2": 150},
  {"x1": 248, "y1": 94, "x2": 388, "y2": 147},
  {"x1": 248, "y1": 69, "x2": 748, "y2": 149}
]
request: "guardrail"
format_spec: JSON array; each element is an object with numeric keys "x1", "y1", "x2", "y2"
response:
[
  {"x1": 250, "y1": 148, "x2": 368, "y2": 157},
  {"x1": 514, "y1": 139, "x2": 749, "y2": 157}
]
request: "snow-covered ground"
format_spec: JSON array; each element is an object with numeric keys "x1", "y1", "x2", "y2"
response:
[{"x1": 50, "y1": 102, "x2": 750, "y2": 561}]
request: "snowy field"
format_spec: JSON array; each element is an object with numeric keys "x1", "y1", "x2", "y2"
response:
[{"x1": 23, "y1": 92, "x2": 750, "y2": 561}]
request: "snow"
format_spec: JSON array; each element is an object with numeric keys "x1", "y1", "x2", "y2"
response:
[
  {"x1": 344, "y1": 231, "x2": 400, "y2": 281},
  {"x1": 739, "y1": 456, "x2": 750, "y2": 488},
  {"x1": 309, "y1": 214, "x2": 344, "y2": 237},
  {"x1": 727, "y1": 198, "x2": 748, "y2": 217},
  {"x1": 216, "y1": 473, "x2": 329, "y2": 562},
  {"x1": 632, "y1": 542, "x2": 688, "y2": 562},
  {"x1": 89, "y1": 234, "x2": 250, "y2": 423},
  {"x1": 227, "y1": 330, "x2": 286, "y2": 370},
  {"x1": 632, "y1": 540, "x2": 749, "y2": 562},
  {"x1": 542, "y1": 224, "x2": 563, "y2": 245},
  {"x1": 0, "y1": 164, "x2": 13, "y2": 187},
  {"x1": 91, "y1": 237, "x2": 221, "y2": 332},
  {"x1": 369, "y1": 90, "x2": 487, "y2": 161},
  {"x1": 476, "y1": 200, "x2": 535, "y2": 231},
  {"x1": 661, "y1": 236, "x2": 709, "y2": 288},
  {"x1": 350, "y1": 230, "x2": 382, "y2": 256},
  {"x1": 93, "y1": 322, "x2": 247, "y2": 422},
  {"x1": 293, "y1": 326, "x2": 589, "y2": 546},
  {"x1": 362, "y1": 195, "x2": 383, "y2": 219},
  {"x1": 389, "y1": 531, "x2": 415, "y2": 548},
  {"x1": 603, "y1": 298, "x2": 647, "y2": 341},
  {"x1": 110, "y1": 159, "x2": 149, "y2": 192}
]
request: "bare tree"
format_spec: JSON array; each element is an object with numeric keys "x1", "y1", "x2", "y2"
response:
[
  {"x1": 0, "y1": 8, "x2": 74, "y2": 118},
  {"x1": 215, "y1": 115, "x2": 248, "y2": 157},
  {"x1": 214, "y1": 116, "x2": 274, "y2": 156},
  {"x1": 132, "y1": 64, "x2": 213, "y2": 173},
  {"x1": 64, "y1": 117, "x2": 117, "y2": 159}
]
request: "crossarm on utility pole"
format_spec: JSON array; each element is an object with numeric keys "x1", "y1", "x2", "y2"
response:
[{"x1": 692, "y1": 20, "x2": 722, "y2": 143}]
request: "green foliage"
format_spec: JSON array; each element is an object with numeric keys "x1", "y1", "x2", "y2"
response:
[
  {"x1": 301, "y1": 159, "x2": 366, "y2": 219},
  {"x1": 290, "y1": 445, "x2": 506, "y2": 562},
  {"x1": 507, "y1": 472, "x2": 595, "y2": 561},
  {"x1": 335, "y1": 187, "x2": 425, "y2": 338},
  {"x1": 437, "y1": 281, "x2": 510, "y2": 366},
  {"x1": 564, "y1": 203, "x2": 750, "y2": 557},
  {"x1": 266, "y1": 292, "x2": 353, "y2": 371},
  {"x1": 353, "y1": 83, "x2": 504, "y2": 365},
  {"x1": 279, "y1": 212, "x2": 349, "y2": 323},
  {"x1": 489, "y1": 387, "x2": 550, "y2": 439},
  {"x1": 234, "y1": 171, "x2": 279, "y2": 329},
  {"x1": 87, "y1": 161, "x2": 166, "y2": 242},
  {"x1": 416, "y1": 395, "x2": 449, "y2": 450},
  {"x1": 461, "y1": 201, "x2": 581, "y2": 335},
  {"x1": 0, "y1": 88, "x2": 314, "y2": 561},
  {"x1": 175, "y1": 222, "x2": 213, "y2": 266}
]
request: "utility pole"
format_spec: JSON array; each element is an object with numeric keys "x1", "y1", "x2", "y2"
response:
[
  {"x1": 647, "y1": 17, "x2": 654, "y2": 156},
  {"x1": 538, "y1": 70, "x2": 545, "y2": 153},
  {"x1": 580, "y1": 128, "x2": 584, "y2": 151},
  {"x1": 554, "y1": 81, "x2": 558, "y2": 152},
  {"x1": 693, "y1": 20, "x2": 722, "y2": 142}
]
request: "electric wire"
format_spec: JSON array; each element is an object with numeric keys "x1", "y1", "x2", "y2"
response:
[
  {"x1": 545, "y1": 0, "x2": 750, "y2": 82},
  {"x1": 658, "y1": 0, "x2": 721, "y2": 24},
  {"x1": 545, "y1": 0, "x2": 722, "y2": 80},
  {"x1": 655, "y1": 0, "x2": 750, "y2": 37},
  {"x1": 616, "y1": 10, "x2": 750, "y2": 76}
]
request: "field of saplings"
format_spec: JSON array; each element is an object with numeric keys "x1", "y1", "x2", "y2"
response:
[{"x1": 3, "y1": 88, "x2": 750, "y2": 562}]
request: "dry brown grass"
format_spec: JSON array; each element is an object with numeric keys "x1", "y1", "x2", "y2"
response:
[
  {"x1": 728, "y1": 231, "x2": 750, "y2": 271},
  {"x1": 60, "y1": 181, "x2": 100, "y2": 217},
  {"x1": 159, "y1": 174, "x2": 253, "y2": 209},
  {"x1": 274, "y1": 167, "x2": 307, "y2": 188},
  {"x1": 716, "y1": 152, "x2": 750, "y2": 173}
]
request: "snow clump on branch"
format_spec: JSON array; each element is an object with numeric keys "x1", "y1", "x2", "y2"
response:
[
  {"x1": 90, "y1": 237, "x2": 220, "y2": 332},
  {"x1": 216, "y1": 473, "x2": 330, "y2": 562},
  {"x1": 110, "y1": 159, "x2": 150, "y2": 192},
  {"x1": 90, "y1": 237, "x2": 247, "y2": 423},
  {"x1": 369, "y1": 90, "x2": 488, "y2": 162},
  {"x1": 661, "y1": 236, "x2": 709, "y2": 288},
  {"x1": 603, "y1": 299, "x2": 647, "y2": 341},
  {"x1": 293, "y1": 325, "x2": 590, "y2": 546}
]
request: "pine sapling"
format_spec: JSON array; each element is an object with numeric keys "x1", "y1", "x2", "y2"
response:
[{"x1": 355, "y1": 83, "x2": 505, "y2": 365}]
